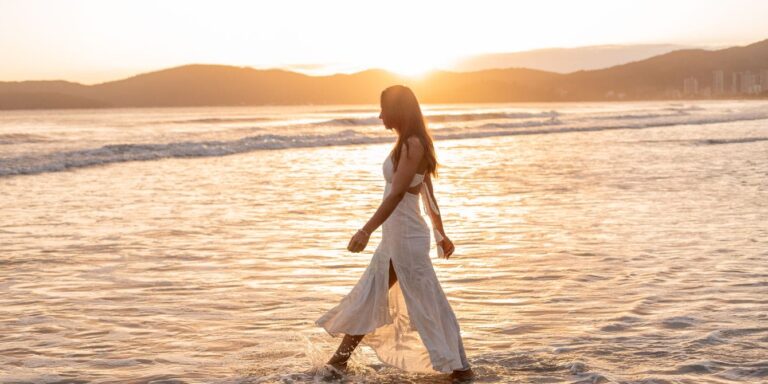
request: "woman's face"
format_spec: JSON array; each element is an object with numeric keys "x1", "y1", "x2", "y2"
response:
[
  {"x1": 379, "y1": 104, "x2": 396, "y2": 131},
  {"x1": 379, "y1": 103, "x2": 397, "y2": 130}
]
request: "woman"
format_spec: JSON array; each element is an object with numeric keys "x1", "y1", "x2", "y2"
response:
[{"x1": 314, "y1": 85, "x2": 474, "y2": 382}]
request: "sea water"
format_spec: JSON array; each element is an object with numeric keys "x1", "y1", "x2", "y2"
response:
[{"x1": 1, "y1": 101, "x2": 767, "y2": 383}]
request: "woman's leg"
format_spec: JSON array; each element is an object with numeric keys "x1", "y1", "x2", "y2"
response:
[
  {"x1": 451, "y1": 323, "x2": 474, "y2": 379},
  {"x1": 327, "y1": 333, "x2": 364, "y2": 368},
  {"x1": 327, "y1": 259, "x2": 399, "y2": 369},
  {"x1": 388, "y1": 258, "x2": 398, "y2": 288}
]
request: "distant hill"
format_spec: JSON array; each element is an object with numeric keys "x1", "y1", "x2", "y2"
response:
[
  {"x1": 1, "y1": 39, "x2": 767, "y2": 110},
  {"x1": 557, "y1": 39, "x2": 768, "y2": 99},
  {"x1": 449, "y1": 44, "x2": 696, "y2": 73}
]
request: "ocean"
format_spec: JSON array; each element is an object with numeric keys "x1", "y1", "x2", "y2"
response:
[{"x1": 1, "y1": 100, "x2": 767, "y2": 383}]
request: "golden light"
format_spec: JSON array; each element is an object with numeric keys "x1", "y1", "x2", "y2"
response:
[
  {"x1": 365, "y1": 52, "x2": 460, "y2": 79},
  {"x1": 382, "y1": 60, "x2": 438, "y2": 78},
  {"x1": 1, "y1": 0, "x2": 765, "y2": 83}
]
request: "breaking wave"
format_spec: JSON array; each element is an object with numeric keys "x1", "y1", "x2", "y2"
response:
[{"x1": 3, "y1": 110, "x2": 768, "y2": 177}]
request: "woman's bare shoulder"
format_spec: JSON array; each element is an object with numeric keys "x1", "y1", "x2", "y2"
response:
[{"x1": 405, "y1": 136, "x2": 424, "y2": 155}]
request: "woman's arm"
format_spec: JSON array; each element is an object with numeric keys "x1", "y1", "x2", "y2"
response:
[{"x1": 347, "y1": 137, "x2": 424, "y2": 253}]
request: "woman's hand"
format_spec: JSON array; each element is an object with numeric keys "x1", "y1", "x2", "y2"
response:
[
  {"x1": 439, "y1": 236, "x2": 455, "y2": 259},
  {"x1": 347, "y1": 229, "x2": 370, "y2": 253}
]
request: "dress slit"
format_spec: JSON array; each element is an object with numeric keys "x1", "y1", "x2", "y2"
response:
[{"x1": 387, "y1": 258, "x2": 397, "y2": 289}]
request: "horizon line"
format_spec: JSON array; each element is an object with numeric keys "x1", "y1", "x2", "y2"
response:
[{"x1": 2, "y1": 38, "x2": 766, "y2": 86}]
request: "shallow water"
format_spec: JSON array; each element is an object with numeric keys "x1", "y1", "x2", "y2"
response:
[{"x1": 1, "y1": 102, "x2": 767, "y2": 383}]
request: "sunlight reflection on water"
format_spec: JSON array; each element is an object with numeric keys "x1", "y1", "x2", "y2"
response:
[{"x1": 1, "y1": 104, "x2": 767, "y2": 383}]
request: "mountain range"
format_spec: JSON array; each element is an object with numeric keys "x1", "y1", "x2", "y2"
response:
[
  {"x1": 447, "y1": 44, "x2": 698, "y2": 73},
  {"x1": 1, "y1": 39, "x2": 767, "y2": 110}
]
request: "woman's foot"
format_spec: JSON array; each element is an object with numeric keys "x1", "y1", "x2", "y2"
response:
[
  {"x1": 449, "y1": 367, "x2": 475, "y2": 382},
  {"x1": 320, "y1": 361, "x2": 348, "y2": 381}
]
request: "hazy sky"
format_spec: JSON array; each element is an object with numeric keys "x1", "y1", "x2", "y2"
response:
[{"x1": 2, "y1": 0, "x2": 767, "y2": 83}]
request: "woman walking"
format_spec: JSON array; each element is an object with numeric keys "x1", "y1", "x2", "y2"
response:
[{"x1": 315, "y1": 85, "x2": 474, "y2": 382}]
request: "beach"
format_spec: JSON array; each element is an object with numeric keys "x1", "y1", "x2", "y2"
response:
[{"x1": 1, "y1": 101, "x2": 767, "y2": 383}]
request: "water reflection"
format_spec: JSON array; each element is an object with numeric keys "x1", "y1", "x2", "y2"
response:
[{"x1": 1, "y1": 112, "x2": 767, "y2": 383}]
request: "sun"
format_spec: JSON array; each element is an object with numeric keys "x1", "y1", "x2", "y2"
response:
[
  {"x1": 372, "y1": 55, "x2": 449, "y2": 78},
  {"x1": 384, "y1": 61, "x2": 437, "y2": 78}
]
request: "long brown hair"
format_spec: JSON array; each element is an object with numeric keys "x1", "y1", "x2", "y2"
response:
[{"x1": 381, "y1": 85, "x2": 439, "y2": 178}]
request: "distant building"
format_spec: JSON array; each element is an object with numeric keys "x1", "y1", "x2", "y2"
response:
[
  {"x1": 726, "y1": 71, "x2": 768, "y2": 95},
  {"x1": 683, "y1": 77, "x2": 699, "y2": 96},
  {"x1": 713, "y1": 70, "x2": 725, "y2": 94},
  {"x1": 732, "y1": 72, "x2": 742, "y2": 93},
  {"x1": 741, "y1": 71, "x2": 757, "y2": 94},
  {"x1": 761, "y1": 69, "x2": 768, "y2": 93}
]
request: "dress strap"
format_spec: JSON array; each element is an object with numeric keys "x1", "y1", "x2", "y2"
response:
[
  {"x1": 420, "y1": 179, "x2": 445, "y2": 258},
  {"x1": 420, "y1": 180, "x2": 440, "y2": 217}
]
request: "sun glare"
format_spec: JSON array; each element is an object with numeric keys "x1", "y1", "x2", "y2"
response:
[
  {"x1": 375, "y1": 54, "x2": 457, "y2": 78},
  {"x1": 384, "y1": 61, "x2": 436, "y2": 77}
]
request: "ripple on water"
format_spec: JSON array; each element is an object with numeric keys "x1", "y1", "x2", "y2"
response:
[
  {"x1": 660, "y1": 316, "x2": 698, "y2": 329},
  {"x1": 2, "y1": 103, "x2": 767, "y2": 383}
]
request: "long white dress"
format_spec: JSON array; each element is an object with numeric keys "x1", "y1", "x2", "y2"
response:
[{"x1": 315, "y1": 152, "x2": 470, "y2": 373}]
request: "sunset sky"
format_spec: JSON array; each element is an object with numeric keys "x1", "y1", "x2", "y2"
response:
[{"x1": 2, "y1": 0, "x2": 768, "y2": 83}]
